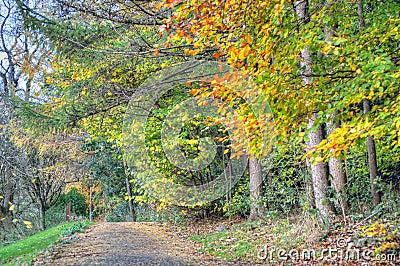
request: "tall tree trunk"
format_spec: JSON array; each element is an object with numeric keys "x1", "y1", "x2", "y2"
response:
[
  {"x1": 358, "y1": 0, "x2": 381, "y2": 206},
  {"x1": 89, "y1": 186, "x2": 93, "y2": 222},
  {"x1": 307, "y1": 113, "x2": 335, "y2": 221},
  {"x1": 363, "y1": 99, "x2": 381, "y2": 206},
  {"x1": 296, "y1": 0, "x2": 334, "y2": 223},
  {"x1": 125, "y1": 178, "x2": 136, "y2": 222},
  {"x1": 327, "y1": 115, "x2": 348, "y2": 214},
  {"x1": 248, "y1": 156, "x2": 265, "y2": 221},
  {"x1": 323, "y1": 1, "x2": 348, "y2": 215},
  {"x1": 39, "y1": 203, "x2": 46, "y2": 230},
  {"x1": 66, "y1": 202, "x2": 72, "y2": 222}
]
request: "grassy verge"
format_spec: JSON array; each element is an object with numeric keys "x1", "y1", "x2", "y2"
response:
[
  {"x1": 188, "y1": 217, "x2": 313, "y2": 262},
  {"x1": 0, "y1": 221, "x2": 92, "y2": 265}
]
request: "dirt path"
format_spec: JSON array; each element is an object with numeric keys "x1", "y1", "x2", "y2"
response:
[{"x1": 36, "y1": 222, "x2": 248, "y2": 266}]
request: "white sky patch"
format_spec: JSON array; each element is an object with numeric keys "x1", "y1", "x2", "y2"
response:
[{"x1": 0, "y1": 52, "x2": 7, "y2": 61}]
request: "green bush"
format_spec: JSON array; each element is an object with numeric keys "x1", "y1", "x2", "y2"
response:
[
  {"x1": 45, "y1": 204, "x2": 66, "y2": 227},
  {"x1": 56, "y1": 188, "x2": 88, "y2": 217},
  {"x1": 222, "y1": 176, "x2": 250, "y2": 217},
  {"x1": 61, "y1": 221, "x2": 90, "y2": 236}
]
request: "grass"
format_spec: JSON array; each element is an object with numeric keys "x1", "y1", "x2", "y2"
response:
[
  {"x1": 188, "y1": 222, "x2": 263, "y2": 260},
  {"x1": 187, "y1": 215, "x2": 322, "y2": 262},
  {"x1": 0, "y1": 221, "x2": 92, "y2": 265}
]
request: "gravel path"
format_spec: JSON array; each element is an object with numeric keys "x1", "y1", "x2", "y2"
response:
[{"x1": 38, "y1": 222, "x2": 248, "y2": 266}]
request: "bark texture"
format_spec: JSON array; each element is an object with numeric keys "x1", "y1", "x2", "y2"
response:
[
  {"x1": 307, "y1": 113, "x2": 335, "y2": 220},
  {"x1": 327, "y1": 115, "x2": 348, "y2": 213},
  {"x1": 363, "y1": 99, "x2": 381, "y2": 206},
  {"x1": 248, "y1": 156, "x2": 265, "y2": 221}
]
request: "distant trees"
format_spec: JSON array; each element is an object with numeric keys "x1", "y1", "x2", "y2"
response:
[
  {"x1": 20, "y1": 135, "x2": 75, "y2": 230},
  {"x1": 0, "y1": 0, "x2": 53, "y2": 235}
]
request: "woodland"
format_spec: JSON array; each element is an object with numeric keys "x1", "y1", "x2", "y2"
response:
[{"x1": 0, "y1": 0, "x2": 399, "y2": 263}]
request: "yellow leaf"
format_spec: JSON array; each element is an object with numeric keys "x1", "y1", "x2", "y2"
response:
[
  {"x1": 23, "y1": 221, "x2": 33, "y2": 229},
  {"x1": 239, "y1": 45, "x2": 251, "y2": 60}
]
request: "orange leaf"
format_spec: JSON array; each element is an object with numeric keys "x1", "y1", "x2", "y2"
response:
[
  {"x1": 213, "y1": 53, "x2": 221, "y2": 59},
  {"x1": 245, "y1": 35, "x2": 252, "y2": 44},
  {"x1": 177, "y1": 30, "x2": 185, "y2": 37},
  {"x1": 189, "y1": 88, "x2": 200, "y2": 95}
]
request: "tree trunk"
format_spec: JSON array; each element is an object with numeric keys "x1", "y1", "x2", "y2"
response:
[
  {"x1": 66, "y1": 202, "x2": 72, "y2": 222},
  {"x1": 296, "y1": 0, "x2": 333, "y2": 223},
  {"x1": 89, "y1": 186, "x2": 93, "y2": 222},
  {"x1": 248, "y1": 156, "x2": 265, "y2": 221},
  {"x1": 327, "y1": 117, "x2": 348, "y2": 214},
  {"x1": 363, "y1": 99, "x2": 381, "y2": 206},
  {"x1": 357, "y1": 0, "x2": 366, "y2": 28},
  {"x1": 307, "y1": 113, "x2": 335, "y2": 221},
  {"x1": 357, "y1": 0, "x2": 381, "y2": 207},
  {"x1": 39, "y1": 203, "x2": 46, "y2": 230},
  {"x1": 125, "y1": 178, "x2": 136, "y2": 222},
  {"x1": 323, "y1": 1, "x2": 348, "y2": 215},
  {"x1": 328, "y1": 155, "x2": 348, "y2": 212}
]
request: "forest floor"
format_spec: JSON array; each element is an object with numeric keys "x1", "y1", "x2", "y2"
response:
[{"x1": 32, "y1": 222, "x2": 254, "y2": 265}]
